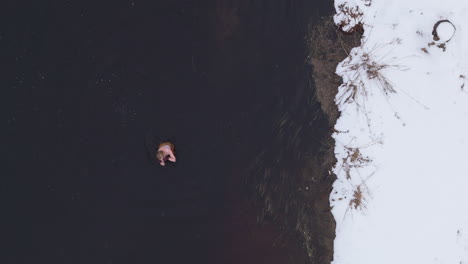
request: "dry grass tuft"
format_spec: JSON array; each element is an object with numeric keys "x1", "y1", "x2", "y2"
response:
[
  {"x1": 349, "y1": 185, "x2": 365, "y2": 210},
  {"x1": 340, "y1": 146, "x2": 372, "y2": 179},
  {"x1": 337, "y1": 47, "x2": 400, "y2": 107}
]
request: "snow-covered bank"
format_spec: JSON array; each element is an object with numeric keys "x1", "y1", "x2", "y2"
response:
[{"x1": 331, "y1": 1, "x2": 468, "y2": 263}]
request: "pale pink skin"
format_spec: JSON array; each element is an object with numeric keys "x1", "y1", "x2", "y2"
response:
[{"x1": 158, "y1": 145, "x2": 176, "y2": 166}]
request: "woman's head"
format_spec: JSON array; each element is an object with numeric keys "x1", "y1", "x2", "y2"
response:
[{"x1": 156, "y1": 150, "x2": 166, "y2": 161}]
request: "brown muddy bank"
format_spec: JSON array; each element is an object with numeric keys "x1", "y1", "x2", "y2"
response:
[{"x1": 4, "y1": 1, "x2": 360, "y2": 263}]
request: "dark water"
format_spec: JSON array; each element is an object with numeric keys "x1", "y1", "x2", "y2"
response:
[{"x1": 3, "y1": 1, "x2": 333, "y2": 263}]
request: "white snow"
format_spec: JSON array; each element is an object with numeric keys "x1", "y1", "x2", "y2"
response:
[{"x1": 330, "y1": 0, "x2": 468, "y2": 263}]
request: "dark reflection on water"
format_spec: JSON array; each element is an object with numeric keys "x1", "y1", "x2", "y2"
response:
[{"x1": 4, "y1": 0, "x2": 334, "y2": 263}]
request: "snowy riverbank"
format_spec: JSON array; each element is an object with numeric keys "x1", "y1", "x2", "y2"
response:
[{"x1": 331, "y1": 1, "x2": 468, "y2": 263}]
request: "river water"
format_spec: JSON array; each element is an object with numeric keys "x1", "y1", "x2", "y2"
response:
[{"x1": 4, "y1": 1, "x2": 337, "y2": 263}]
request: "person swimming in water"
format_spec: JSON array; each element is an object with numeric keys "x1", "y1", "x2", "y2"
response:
[{"x1": 156, "y1": 141, "x2": 176, "y2": 166}]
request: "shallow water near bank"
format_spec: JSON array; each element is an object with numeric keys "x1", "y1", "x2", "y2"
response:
[{"x1": 4, "y1": 1, "x2": 342, "y2": 263}]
